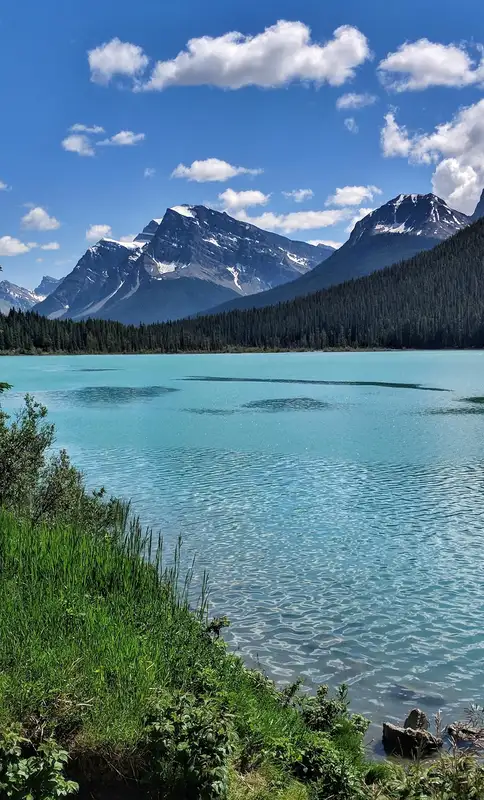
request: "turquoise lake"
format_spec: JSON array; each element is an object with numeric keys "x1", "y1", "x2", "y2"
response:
[{"x1": 3, "y1": 351, "x2": 484, "y2": 741}]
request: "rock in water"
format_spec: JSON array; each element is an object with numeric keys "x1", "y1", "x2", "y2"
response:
[
  {"x1": 404, "y1": 708, "x2": 429, "y2": 731},
  {"x1": 448, "y1": 723, "x2": 484, "y2": 746},
  {"x1": 382, "y1": 722, "x2": 442, "y2": 758}
]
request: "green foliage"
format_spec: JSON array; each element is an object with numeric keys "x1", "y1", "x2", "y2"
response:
[
  {"x1": 0, "y1": 391, "x2": 128, "y2": 533},
  {"x1": 0, "y1": 727, "x2": 78, "y2": 799},
  {"x1": 3, "y1": 219, "x2": 484, "y2": 352},
  {"x1": 144, "y1": 691, "x2": 233, "y2": 799}
]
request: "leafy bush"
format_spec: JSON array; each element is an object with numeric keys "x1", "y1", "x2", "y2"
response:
[
  {"x1": 0, "y1": 727, "x2": 78, "y2": 799},
  {"x1": 144, "y1": 691, "x2": 233, "y2": 799},
  {"x1": 0, "y1": 392, "x2": 125, "y2": 534}
]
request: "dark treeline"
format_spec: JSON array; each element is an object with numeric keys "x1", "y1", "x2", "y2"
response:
[{"x1": 2, "y1": 218, "x2": 484, "y2": 354}]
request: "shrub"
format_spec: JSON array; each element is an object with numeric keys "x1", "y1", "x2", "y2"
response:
[
  {"x1": 0, "y1": 726, "x2": 78, "y2": 799},
  {"x1": 144, "y1": 691, "x2": 233, "y2": 799}
]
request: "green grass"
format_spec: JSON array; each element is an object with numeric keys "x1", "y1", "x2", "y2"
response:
[
  {"x1": 0, "y1": 509, "x2": 336, "y2": 797},
  {"x1": 0, "y1": 511, "x2": 309, "y2": 746}
]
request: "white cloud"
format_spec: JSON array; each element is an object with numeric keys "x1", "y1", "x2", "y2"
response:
[
  {"x1": 70, "y1": 123, "x2": 105, "y2": 134},
  {"x1": 144, "y1": 167, "x2": 156, "y2": 178},
  {"x1": 21, "y1": 207, "x2": 60, "y2": 231},
  {"x1": 282, "y1": 188, "x2": 314, "y2": 203},
  {"x1": 119, "y1": 234, "x2": 136, "y2": 243},
  {"x1": 141, "y1": 21, "x2": 370, "y2": 91},
  {"x1": 345, "y1": 207, "x2": 374, "y2": 233},
  {"x1": 326, "y1": 184, "x2": 382, "y2": 206},
  {"x1": 219, "y1": 188, "x2": 270, "y2": 212},
  {"x1": 344, "y1": 117, "x2": 359, "y2": 134},
  {"x1": 380, "y1": 100, "x2": 484, "y2": 213},
  {"x1": 0, "y1": 180, "x2": 10, "y2": 191},
  {"x1": 308, "y1": 239, "x2": 343, "y2": 249},
  {"x1": 62, "y1": 134, "x2": 95, "y2": 157},
  {"x1": 86, "y1": 224, "x2": 112, "y2": 242},
  {"x1": 88, "y1": 38, "x2": 149, "y2": 84},
  {"x1": 97, "y1": 130, "x2": 145, "y2": 146},
  {"x1": 380, "y1": 112, "x2": 411, "y2": 157},
  {"x1": 172, "y1": 158, "x2": 262, "y2": 182},
  {"x1": 378, "y1": 38, "x2": 484, "y2": 92},
  {"x1": 0, "y1": 236, "x2": 35, "y2": 256},
  {"x1": 40, "y1": 242, "x2": 60, "y2": 251},
  {"x1": 236, "y1": 207, "x2": 350, "y2": 234},
  {"x1": 36, "y1": 258, "x2": 44, "y2": 263},
  {"x1": 336, "y1": 92, "x2": 377, "y2": 109}
]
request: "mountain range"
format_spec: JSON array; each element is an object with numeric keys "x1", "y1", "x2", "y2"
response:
[
  {"x1": 33, "y1": 207, "x2": 331, "y2": 324},
  {"x1": 5, "y1": 215, "x2": 484, "y2": 354},
  {"x1": 4, "y1": 188, "x2": 484, "y2": 325},
  {"x1": 0, "y1": 276, "x2": 60, "y2": 314}
]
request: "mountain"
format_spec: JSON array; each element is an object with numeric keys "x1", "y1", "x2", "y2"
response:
[
  {"x1": 0, "y1": 281, "x2": 42, "y2": 314},
  {"x1": 472, "y1": 189, "x2": 484, "y2": 221},
  {"x1": 205, "y1": 194, "x2": 470, "y2": 314},
  {"x1": 34, "y1": 206, "x2": 331, "y2": 324},
  {"x1": 34, "y1": 276, "x2": 61, "y2": 297},
  {"x1": 6, "y1": 218, "x2": 484, "y2": 353},
  {"x1": 0, "y1": 274, "x2": 62, "y2": 315}
]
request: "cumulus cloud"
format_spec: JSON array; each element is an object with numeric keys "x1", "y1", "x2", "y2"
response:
[
  {"x1": 236, "y1": 208, "x2": 350, "y2": 234},
  {"x1": 336, "y1": 92, "x2": 377, "y2": 109},
  {"x1": 22, "y1": 207, "x2": 60, "y2": 231},
  {"x1": 219, "y1": 188, "x2": 270, "y2": 212},
  {"x1": 0, "y1": 180, "x2": 10, "y2": 191},
  {"x1": 70, "y1": 123, "x2": 105, "y2": 134},
  {"x1": 40, "y1": 242, "x2": 60, "y2": 250},
  {"x1": 139, "y1": 21, "x2": 370, "y2": 91},
  {"x1": 88, "y1": 38, "x2": 149, "y2": 84},
  {"x1": 344, "y1": 117, "x2": 359, "y2": 134},
  {"x1": 380, "y1": 112, "x2": 411, "y2": 157},
  {"x1": 326, "y1": 184, "x2": 382, "y2": 206},
  {"x1": 378, "y1": 38, "x2": 484, "y2": 91},
  {"x1": 144, "y1": 167, "x2": 156, "y2": 178},
  {"x1": 381, "y1": 100, "x2": 484, "y2": 213},
  {"x1": 282, "y1": 188, "x2": 314, "y2": 203},
  {"x1": 172, "y1": 158, "x2": 262, "y2": 182},
  {"x1": 86, "y1": 224, "x2": 112, "y2": 242},
  {"x1": 345, "y1": 207, "x2": 374, "y2": 233},
  {"x1": 119, "y1": 234, "x2": 136, "y2": 243},
  {"x1": 0, "y1": 236, "x2": 34, "y2": 256},
  {"x1": 97, "y1": 130, "x2": 145, "y2": 146},
  {"x1": 308, "y1": 239, "x2": 343, "y2": 249},
  {"x1": 62, "y1": 134, "x2": 95, "y2": 157}
]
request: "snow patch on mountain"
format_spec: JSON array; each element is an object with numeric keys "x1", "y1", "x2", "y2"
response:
[{"x1": 170, "y1": 205, "x2": 196, "y2": 219}]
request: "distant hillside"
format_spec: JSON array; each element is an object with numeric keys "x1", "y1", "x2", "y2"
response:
[{"x1": 3, "y1": 219, "x2": 484, "y2": 353}]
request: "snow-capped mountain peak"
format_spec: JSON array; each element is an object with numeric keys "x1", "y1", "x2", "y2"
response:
[
  {"x1": 350, "y1": 193, "x2": 469, "y2": 245},
  {"x1": 34, "y1": 205, "x2": 332, "y2": 324}
]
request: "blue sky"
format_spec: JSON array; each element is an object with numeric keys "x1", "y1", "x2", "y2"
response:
[{"x1": 1, "y1": 0, "x2": 484, "y2": 288}]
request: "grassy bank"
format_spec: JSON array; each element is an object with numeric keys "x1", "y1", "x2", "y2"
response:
[{"x1": 1, "y1": 388, "x2": 484, "y2": 799}]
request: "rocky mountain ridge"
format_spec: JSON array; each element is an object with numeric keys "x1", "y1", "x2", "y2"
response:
[{"x1": 34, "y1": 206, "x2": 331, "y2": 324}]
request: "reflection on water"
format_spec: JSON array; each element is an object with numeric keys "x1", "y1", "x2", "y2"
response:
[
  {"x1": 49, "y1": 385, "x2": 178, "y2": 406},
  {"x1": 183, "y1": 376, "x2": 449, "y2": 392},
  {"x1": 243, "y1": 397, "x2": 331, "y2": 412},
  {"x1": 75, "y1": 368, "x2": 120, "y2": 372}
]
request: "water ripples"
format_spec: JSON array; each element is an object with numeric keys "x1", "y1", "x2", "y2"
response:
[{"x1": 70, "y1": 443, "x2": 484, "y2": 726}]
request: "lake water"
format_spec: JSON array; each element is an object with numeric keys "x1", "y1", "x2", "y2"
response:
[{"x1": 3, "y1": 351, "x2": 484, "y2": 742}]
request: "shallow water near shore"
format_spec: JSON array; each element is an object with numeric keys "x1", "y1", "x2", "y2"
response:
[{"x1": 3, "y1": 351, "x2": 484, "y2": 743}]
